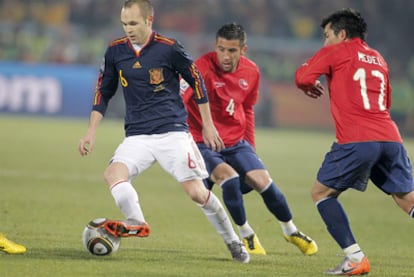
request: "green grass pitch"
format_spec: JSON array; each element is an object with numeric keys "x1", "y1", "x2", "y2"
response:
[{"x1": 0, "y1": 116, "x2": 413, "y2": 276}]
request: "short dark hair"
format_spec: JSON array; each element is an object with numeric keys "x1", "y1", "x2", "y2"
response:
[
  {"x1": 123, "y1": 0, "x2": 154, "y2": 18},
  {"x1": 321, "y1": 8, "x2": 367, "y2": 40},
  {"x1": 216, "y1": 22, "x2": 247, "y2": 46}
]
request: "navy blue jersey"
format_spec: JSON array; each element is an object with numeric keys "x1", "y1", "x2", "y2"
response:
[{"x1": 92, "y1": 32, "x2": 209, "y2": 136}]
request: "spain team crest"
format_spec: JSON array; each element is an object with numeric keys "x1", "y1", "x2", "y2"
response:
[{"x1": 149, "y1": 68, "x2": 164, "y2": 85}]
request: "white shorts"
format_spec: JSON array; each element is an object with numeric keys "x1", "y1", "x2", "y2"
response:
[{"x1": 110, "y1": 132, "x2": 208, "y2": 183}]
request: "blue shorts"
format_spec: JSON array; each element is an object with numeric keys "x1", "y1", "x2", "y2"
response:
[
  {"x1": 317, "y1": 142, "x2": 414, "y2": 194},
  {"x1": 197, "y1": 140, "x2": 266, "y2": 194}
]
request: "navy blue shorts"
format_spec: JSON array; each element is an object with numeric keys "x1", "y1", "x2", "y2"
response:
[
  {"x1": 197, "y1": 140, "x2": 266, "y2": 194},
  {"x1": 317, "y1": 142, "x2": 414, "y2": 194}
]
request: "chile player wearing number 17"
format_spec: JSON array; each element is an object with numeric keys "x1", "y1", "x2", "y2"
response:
[{"x1": 295, "y1": 8, "x2": 414, "y2": 275}]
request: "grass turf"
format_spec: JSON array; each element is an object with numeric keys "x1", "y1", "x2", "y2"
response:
[{"x1": 0, "y1": 116, "x2": 413, "y2": 276}]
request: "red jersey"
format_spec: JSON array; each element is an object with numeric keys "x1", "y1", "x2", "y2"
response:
[
  {"x1": 295, "y1": 38, "x2": 402, "y2": 144},
  {"x1": 182, "y1": 52, "x2": 260, "y2": 148}
]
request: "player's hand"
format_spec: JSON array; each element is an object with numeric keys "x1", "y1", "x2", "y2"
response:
[
  {"x1": 304, "y1": 80, "x2": 325, "y2": 99},
  {"x1": 78, "y1": 133, "x2": 95, "y2": 156},
  {"x1": 202, "y1": 126, "x2": 225, "y2": 152}
]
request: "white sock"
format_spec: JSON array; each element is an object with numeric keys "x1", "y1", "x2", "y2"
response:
[
  {"x1": 199, "y1": 192, "x2": 239, "y2": 244},
  {"x1": 238, "y1": 221, "x2": 255, "y2": 239},
  {"x1": 344, "y1": 244, "x2": 364, "y2": 262},
  {"x1": 111, "y1": 181, "x2": 146, "y2": 223},
  {"x1": 280, "y1": 220, "x2": 298, "y2": 236}
]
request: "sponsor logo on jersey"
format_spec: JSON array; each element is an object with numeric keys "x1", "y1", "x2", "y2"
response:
[
  {"x1": 214, "y1": 82, "x2": 225, "y2": 88},
  {"x1": 132, "y1": 61, "x2": 142, "y2": 69}
]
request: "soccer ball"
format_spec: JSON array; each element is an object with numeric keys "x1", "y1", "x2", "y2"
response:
[{"x1": 82, "y1": 218, "x2": 121, "y2": 256}]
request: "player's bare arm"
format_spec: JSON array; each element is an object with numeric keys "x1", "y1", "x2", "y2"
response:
[
  {"x1": 78, "y1": 111, "x2": 103, "y2": 156},
  {"x1": 198, "y1": 102, "x2": 224, "y2": 152}
]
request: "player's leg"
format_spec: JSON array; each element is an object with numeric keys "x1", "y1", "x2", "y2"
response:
[
  {"x1": 244, "y1": 169, "x2": 317, "y2": 255},
  {"x1": 209, "y1": 163, "x2": 264, "y2": 255},
  {"x1": 313, "y1": 183, "x2": 370, "y2": 275},
  {"x1": 105, "y1": 163, "x2": 146, "y2": 223},
  {"x1": 211, "y1": 164, "x2": 245, "y2": 227},
  {"x1": 197, "y1": 143, "x2": 263, "y2": 255},
  {"x1": 370, "y1": 142, "x2": 414, "y2": 216},
  {"x1": 230, "y1": 141, "x2": 291, "y2": 224},
  {"x1": 315, "y1": 142, "x2": 376, "y2": 275},
  {"x1": 232, "y1": 141, "x2": 317, "y2": 255},
  {"x1": 245, "y1": 169, "x2": 292, "y2": 222},
  {"x1": 181, "y1": 179, "x2": 249, "y2": 263},
  {"x1": 102, "y1": 136, "x2": 153, "y2": 237},
  {"x1": 156, "y1": 132, "x2": 249, "y2": 263},
  {"x1": 0, "y1": 233, "x2": 26, "y2": 254}
]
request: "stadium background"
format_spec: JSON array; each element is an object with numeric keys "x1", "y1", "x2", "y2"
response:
[{"x1": 1, "y1": 0, "x2": 413, "y2": 135}]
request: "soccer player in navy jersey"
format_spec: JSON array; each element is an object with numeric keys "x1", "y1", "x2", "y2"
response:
[
  {"x1": 182, "y1": 23, "x2": 318, "y2": 256},
  {"x1": 296, "y1": 8, "x2": 414, "y2": 275},
  {"x1": 78, "y1": 0, "x2": 249, "y2": 263}
]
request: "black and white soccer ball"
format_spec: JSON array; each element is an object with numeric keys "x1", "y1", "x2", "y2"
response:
[{"x1": 82, "y1": 218, "x2": 121, "y2": 256}]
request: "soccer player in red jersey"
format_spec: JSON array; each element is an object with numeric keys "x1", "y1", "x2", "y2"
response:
[
  {"x1": 182, "y1": 23, "x2": 318, "y2": 256},
  {"x1": 296, "y1": 8, "x2": 414, "y2": 275},
  {"x1": 78, "y1": 0, "x2": 249, "y2": 263}
]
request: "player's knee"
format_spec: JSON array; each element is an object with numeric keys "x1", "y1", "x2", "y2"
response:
[
  {"x1": 311, "y1": 181, "x2": 339, "y2": 203},
  {"x1": 211, "y1": 163, "x2": 237, "y2": 184},
  {"x1": 103, "y1": 162, "x2": 129, "y2": 187},
  {"x1": 391, "y1": 192, "x2": 414, "y2": 215},
  {"x1": 245, "y1": 169, "x2": 270, "y2": 191},
  {"x1": 182, "y1": 179, "x2": 208, "y2": 204}
]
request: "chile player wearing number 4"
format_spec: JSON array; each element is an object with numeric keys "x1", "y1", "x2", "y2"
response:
[
  {"x1": 295, "y1": 8, "x2": 414, "y2": 275},
  {"x1": 182, "y1": 23, "x2": 318, "y2": 257}
]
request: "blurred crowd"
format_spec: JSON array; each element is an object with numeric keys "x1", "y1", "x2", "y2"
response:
[
  {"x1": 1, "y1": 0, "x2": 413, "y2": 130},
  {"x1": 1, "y1": 0, "x2": 413, "y2": 78}
]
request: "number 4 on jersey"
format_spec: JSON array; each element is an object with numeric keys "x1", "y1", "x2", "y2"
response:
[{"x1": 226, "y1": 98, "x2": 235, "y2": 116}]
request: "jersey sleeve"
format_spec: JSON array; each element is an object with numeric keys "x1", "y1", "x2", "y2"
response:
[
  {"x1": 172, "y1": 41, "x2": 208, "y2": 104},
  {"x1": 180, "y1": 67, "x2": 204, "y2": 143},
  {"x1": 243, "y1": 71, "x2": 260, "y2": 149},
  {"x1": 295, "y1": 46, "x2": 338, "y2": 92},
  {"x1": 92, "y1": 46, "x2": 119, "y2": 115},
  {"x1": 243, "y1": 104, "x2": 255, "y2": 149}
]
